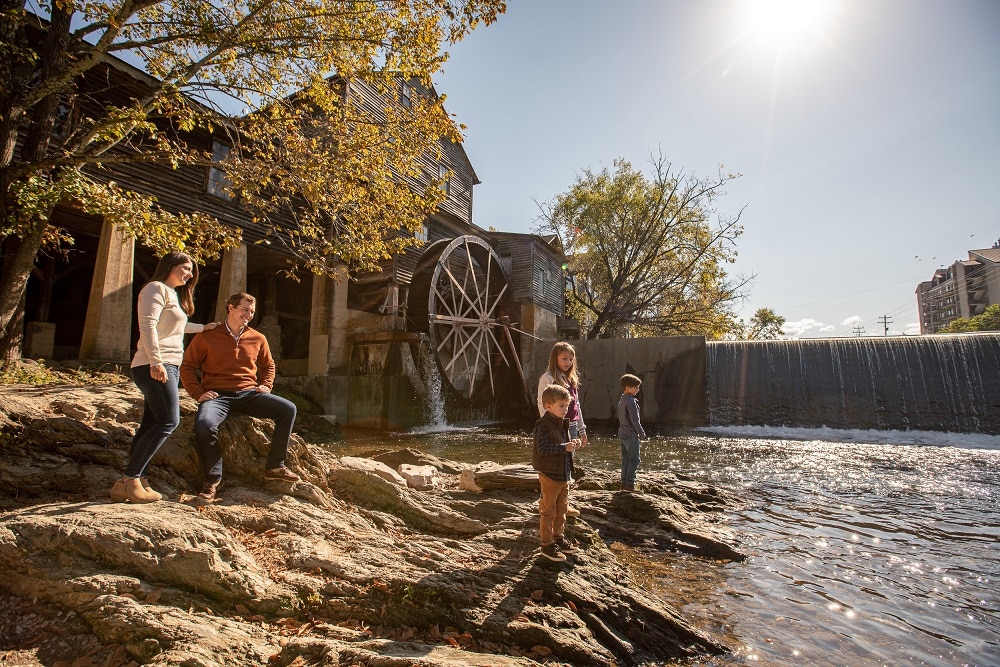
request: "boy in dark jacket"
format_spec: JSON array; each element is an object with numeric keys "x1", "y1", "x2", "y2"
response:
[{"x1": 533, "y1": 384, "x2": 582, "y2": 562}]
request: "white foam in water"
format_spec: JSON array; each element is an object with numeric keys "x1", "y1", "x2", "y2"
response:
[
  {"x1": 696, "y1": 424, "x2": 1000, "y2": 450},
  {"x1": 408, "y1": 423, "x2": 476, "y2": 435}
]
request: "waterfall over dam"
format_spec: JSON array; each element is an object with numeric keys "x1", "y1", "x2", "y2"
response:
[{"x1": 705, "y1": 334, "x2": 1000, "y2": 434}]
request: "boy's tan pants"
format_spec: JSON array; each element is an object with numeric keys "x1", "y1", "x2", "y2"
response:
[{"x1": 538, "y1": 473, "x2": 568, "y2": 545}]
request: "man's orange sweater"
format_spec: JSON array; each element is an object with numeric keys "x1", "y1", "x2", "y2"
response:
[{"x1": 180, "y1": 326, "x2": 275, "y2": 400}]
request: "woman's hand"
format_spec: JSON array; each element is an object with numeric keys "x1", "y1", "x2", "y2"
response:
[
  {"x1": 580, "y1": 431, "x2": 588, "y2": 447},
  {"x1": 150, "y1": 363, "x2": 168, "y2": 383},
  {"x1": 203, "y1": 321, "x2": 220, "y2": 330}
]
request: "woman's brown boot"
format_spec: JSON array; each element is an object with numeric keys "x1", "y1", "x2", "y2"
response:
[
  {"x1": 118, "y1": 477, "x2": 160, "y2": 503},
  {"x1": 110, "y1": 479, "x2": 128, "y2": 502},
  {"x1": 139, "y1": 477, "x2": 163, "y2": 501}
]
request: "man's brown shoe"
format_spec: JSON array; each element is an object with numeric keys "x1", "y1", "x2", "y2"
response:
[
  {"x1": 566, "y1": 506, "x2": 581, "y2": 518},
  {"x1": 198, "y1": 479, "x2": 221, "y2": 501},
  {"x1": 264, "y1": 466, "x2": 300, "y2": 483}
]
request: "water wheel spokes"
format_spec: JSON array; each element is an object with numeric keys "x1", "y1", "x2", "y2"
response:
[{"x1": 411, "y1": 235, "x2": 514, "y2": 406}]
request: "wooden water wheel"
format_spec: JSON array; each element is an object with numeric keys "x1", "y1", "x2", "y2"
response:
[{"x1": 408, "y1": 235, "x2": 520, "y2": 407}]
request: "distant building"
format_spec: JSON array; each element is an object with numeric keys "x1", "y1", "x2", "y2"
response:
[{"x1": 916, "y1": 242, "x2": 1000, "y2": 333}]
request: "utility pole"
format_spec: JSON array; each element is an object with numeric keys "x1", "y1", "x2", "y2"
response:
[
  {"x1": 877, "y1": 315, "x2": 893, "y2": 336},
  {"x1": 853, "y1": 325, "x2": 865, "y2": 337}
]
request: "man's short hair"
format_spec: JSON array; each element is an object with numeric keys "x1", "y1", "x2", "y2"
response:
[
  {"x1": 541, "y1": 383, "x2": 571, "y2": 406},
  {"x1": 226, "y1": 292, "x2": 256, "y2": 309},
  {"x1": 620, "y1": 373, "x2": 642, "y2": 390}
]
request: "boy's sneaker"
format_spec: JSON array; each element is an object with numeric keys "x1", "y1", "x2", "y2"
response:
[
  {"x1": 554, "y1": 537, "x2": 580, "y2": 554},
  {"x1": 264, "y1": 466, "x2": 300, "y2": 483},
  {"x1": 622, "y1": 483, "x2": 636, "y2": 493},
  {"x1": 540, "y1": 543, "x2": 567, "y2": 562}
]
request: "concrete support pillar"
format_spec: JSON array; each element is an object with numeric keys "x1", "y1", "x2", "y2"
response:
[
  {"x1": 215, "y1": 243, "x2": 247, "y2": 322},
  {"x1": 308, "y1": 275, "x2": 332, "y2": 376},
  {"x1": 79, "y1": 221, "x2": 134, "y2": 362},
  {"x1": 324, "y1": 270, "x2": 350, "y2": 420},
  {"x1": 328, "y1": 274, "x2": 349, "y2": 374}
]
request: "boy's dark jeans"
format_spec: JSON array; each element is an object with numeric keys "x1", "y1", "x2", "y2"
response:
[{"x1": 620, "y1": 432, "x2": 641, "y2": 486}]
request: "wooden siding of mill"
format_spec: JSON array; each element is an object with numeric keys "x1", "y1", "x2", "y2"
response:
[
  {"x1": 347, "y1": 77, "x2": 476, "y2": 227},
  {"x1": 60, "y1": 57, "x2": 280, "y2": 250},
  {"x1": 348, "y1": 77, "x2": 479, "y2": 290},
  {"x1": 490, "y1": 235, "x2": 565, "y2": 313}
]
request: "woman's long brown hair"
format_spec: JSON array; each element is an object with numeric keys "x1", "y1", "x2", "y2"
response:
[{"x1": 148, "y1": 251, "x2": 198, "y2": 316}]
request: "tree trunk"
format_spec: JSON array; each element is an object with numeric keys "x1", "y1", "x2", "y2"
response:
[
  {"x1": 0, "y1": 6, "x2": 72, "y2": 363},
  {"x1": 0, "y1": 226, "x2": 46, "y2": 363}
]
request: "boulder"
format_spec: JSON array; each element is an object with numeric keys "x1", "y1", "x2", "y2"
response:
[{"x1": 397, "y1": 463, "x2": 440, "y2": 490}]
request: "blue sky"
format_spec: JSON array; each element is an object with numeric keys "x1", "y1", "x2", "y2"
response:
[{"x1": 433, "y1": 0, "x2": 1000, "y2": 337}]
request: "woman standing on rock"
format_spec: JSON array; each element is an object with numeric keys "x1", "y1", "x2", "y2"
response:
[{"x1": 112, "y1": 251, "x2": 217, "y2": 503}]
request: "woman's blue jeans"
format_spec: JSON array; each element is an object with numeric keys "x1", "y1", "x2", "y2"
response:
[
  {"x1": 620, "y1": 432, "x2": 641, "y2": 486},
  {"x1": 127, "y1": 364, "x2": 181, "y2": 478}
]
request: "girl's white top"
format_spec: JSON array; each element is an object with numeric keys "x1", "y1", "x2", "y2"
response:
[
  {"x1": 131, "y1": 281, "x2": 204, "y2": 367},
  {"x1": 536, "y1": 370, "x2": 586, "y2": 432}
]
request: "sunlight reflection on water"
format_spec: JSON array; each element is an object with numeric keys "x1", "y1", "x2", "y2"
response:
[{"x1": 327, "y1": 426, "x2": 1000, "y2": 666}]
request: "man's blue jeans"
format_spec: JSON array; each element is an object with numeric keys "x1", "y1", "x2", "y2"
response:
[
  {"x1": 620, "y1": 432, "x2": 641, "y2": 487},
  {"x1": 194, "y1": 390, "x2": 297, "y2": 480},
  {"x1": 127, "y1": 364, "x2": 181, "y2": 478}
]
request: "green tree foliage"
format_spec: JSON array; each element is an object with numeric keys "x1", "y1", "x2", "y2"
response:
[
  {"x1": 538, "y1": 153, "x2": 750, "y2": 340},
  {"x1": 0, "y1": 0, "x2": 505, "y2": 360},
  {"x1": 733, "y1": 307, "x2": 785, "y2": 340},
  {"x1": 939, "y1": 303, "x2": 1000, "y2": 333}
]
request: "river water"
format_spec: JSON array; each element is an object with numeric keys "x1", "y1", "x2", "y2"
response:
[{"x1": 330, "y1": 425, "x2": 1000, "y2": 666}]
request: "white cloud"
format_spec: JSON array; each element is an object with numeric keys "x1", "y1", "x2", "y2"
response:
[
  {"x1": 819, "y1": 325, "x2": 836, "y2": 332},
  {"x1": 781, "y1": 318, "x2": 829, "y2": 338},
  {"x1": 841, "y1": 315, "x2": 863, "y2": 326},
  {"x1": 904, "y1": 322, "x2": 921, "y2": 335}
]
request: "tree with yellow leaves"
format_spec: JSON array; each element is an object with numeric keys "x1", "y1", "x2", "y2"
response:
[{"x1": 0, "y1": 0, "x2": 504, "y2": 361}]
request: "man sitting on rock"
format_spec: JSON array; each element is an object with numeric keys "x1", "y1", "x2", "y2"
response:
[{"x1": 180, "y1": 291, "x2": 300, "y2": 501}]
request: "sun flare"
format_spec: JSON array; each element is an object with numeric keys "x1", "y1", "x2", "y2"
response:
[{"x1": 738, "y1": 0, "x2": 836, "y2": 51}]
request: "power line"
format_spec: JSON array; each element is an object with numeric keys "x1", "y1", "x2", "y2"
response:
[{"x1": 852, "y1": 325, "x2": 865, "y2": 337}]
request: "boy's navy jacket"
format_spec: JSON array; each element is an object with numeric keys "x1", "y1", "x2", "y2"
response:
[
  {"x1": 532, "y1": 411, "x2": 573, "y2": 481},
  {"x1": 618, "y1": 393, "x2": 647, "y2": 439}
]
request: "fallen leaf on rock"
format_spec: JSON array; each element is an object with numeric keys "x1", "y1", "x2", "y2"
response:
[
  {"x1": 566, "y1": 600, "x2": 578, "y2": 612},
  {"x1": 446, "y1": 637, "x2": 460, "y2": 647},
  {"x1": 531, "y1": 645, "x2": 553, "y2": 656},
  {"x1": 251, "y1": 615, "x2": 266, "y2": 622},
  {"x1": 145, "y1": 590, "x2": 162, "y2": 604},
  {"x1": 235, "y1": 604, "x2": 250, "y2": 614},
  {"x1": 530, "y1": 589, "x2": 545, "y2": 601}
]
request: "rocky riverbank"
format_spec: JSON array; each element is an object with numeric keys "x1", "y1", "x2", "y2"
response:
[{"x1": 0, "y1": 380, "x2": 744, "y2": 666}]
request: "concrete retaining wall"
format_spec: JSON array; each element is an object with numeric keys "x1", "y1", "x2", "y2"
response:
[{"x1": 531, "y1": 337, "x2": 707, "y2": 427}]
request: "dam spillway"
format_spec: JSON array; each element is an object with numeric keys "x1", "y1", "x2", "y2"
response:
[{"x1": 705, "y1": 334, "x2": 1000, "y2": 434}]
